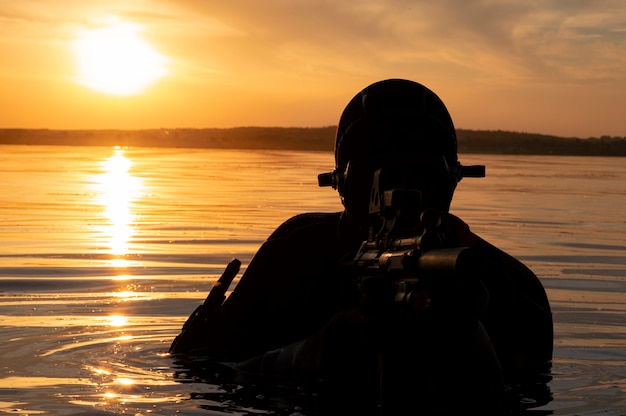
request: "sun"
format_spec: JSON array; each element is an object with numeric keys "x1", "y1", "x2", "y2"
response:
[{"x1": 72, "y1": 18, "x2": 169, "y2": 96}]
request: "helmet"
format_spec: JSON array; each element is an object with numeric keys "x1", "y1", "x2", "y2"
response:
[
  {"x1": 334, "y1": 79, "x2": 458, "y2": 177},
  {"x1": 319, "y1": 79, "x2": 476, "y2": 221}
]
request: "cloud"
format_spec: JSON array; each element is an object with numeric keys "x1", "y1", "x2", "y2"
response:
[
  {"x1": 1, "y1": 0, "x2": 624, "y2": 135},
  {"x1": 160, "y1": 0, "x2": 626, "y2": 85},
  {"x1": 6, "y1": 0, "x2": 626, "y2": 84}
]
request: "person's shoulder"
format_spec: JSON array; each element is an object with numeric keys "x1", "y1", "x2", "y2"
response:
[
  {"x1": 444, "y1": 215, "x2": 551, "y2": 316},
  {"x1": 255, "y1": 212, "x2": 344, "y2": 273},
  {"x1": 444, "y1": 212, "x2": 536, "y2": 275},
  {"x1": 268, "y1": 212, "x2": 343, "y2": 240},
  {"x1": 442, "y1": 213, "x2": 479, "y2": 245}
]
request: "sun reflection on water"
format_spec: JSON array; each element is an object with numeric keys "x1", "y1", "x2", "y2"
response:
[
  {"x1": 79, "y1": 363, "x2": 179, "y2": 410},
  {"x1": 111, "y1": 274, "x2": 132, "y2": 281},
  {"x1": 94, "y1": 147, "x2": 143, "y2": 264},
  {"x1": 107, "y1": 315, "x2": 128, "y2": 327}
]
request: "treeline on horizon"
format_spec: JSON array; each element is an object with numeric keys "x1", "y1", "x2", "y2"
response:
[{"x1": 1, "y1": 127, "x2": 626, "y2": 156}]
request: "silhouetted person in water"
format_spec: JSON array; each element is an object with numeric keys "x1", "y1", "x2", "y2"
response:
[{"x1": 170, "y1": 79, "x2": 553, "y2": 413}]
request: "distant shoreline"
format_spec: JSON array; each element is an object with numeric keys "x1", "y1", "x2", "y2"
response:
[{"x1": 1, "y1": 127, "x2": 625, "y2": 156}]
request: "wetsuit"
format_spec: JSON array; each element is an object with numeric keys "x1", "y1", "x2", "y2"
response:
[{"x1": 171, "y1": 211, "x2": 553, "y2": 411}]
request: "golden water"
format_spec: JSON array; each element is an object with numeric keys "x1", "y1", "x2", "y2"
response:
[{"x1": 1, "y1": 145, "x2": 625, "y2": 414}]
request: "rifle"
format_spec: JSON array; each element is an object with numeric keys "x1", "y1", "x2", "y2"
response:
[
  {"x1": 169, "y1": 258, "x2": 241, "y2": 354},
  {"x1": 345, "y1": 166, "x2": 485, "y2": 314}
]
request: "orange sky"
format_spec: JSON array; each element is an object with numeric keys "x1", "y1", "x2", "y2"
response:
[{"x1": 1, "y1": 1, "x2": 625, "y2": 138}]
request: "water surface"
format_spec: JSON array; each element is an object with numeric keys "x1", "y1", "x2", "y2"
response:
[{"x1": 1, "y1": 145, "x2": 625, "y2": 414}]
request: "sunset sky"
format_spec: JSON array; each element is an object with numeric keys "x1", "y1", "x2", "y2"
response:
[{"x1": 1, "y1": 1, "x2": 625, "y2": 138}]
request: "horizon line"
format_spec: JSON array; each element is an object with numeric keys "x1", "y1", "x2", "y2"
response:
[{"x1": 0, "y1": 126, "x2": 621, "y2": 141}]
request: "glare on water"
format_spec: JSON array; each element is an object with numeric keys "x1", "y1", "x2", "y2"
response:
[
  {"x1": 0, "y1": 145, "x2": 625, "y2": 415},
  {"x1": 91, "y1": 148, "x2": 144, "y2": 269}
]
